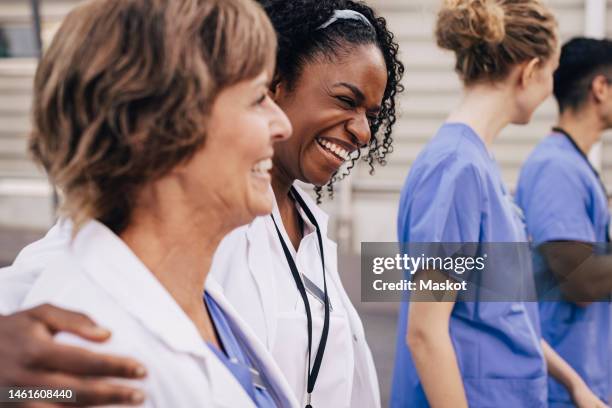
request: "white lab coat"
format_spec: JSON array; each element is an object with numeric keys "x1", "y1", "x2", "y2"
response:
[
  {"x1": 211, "y1": 185, "x2": 381, "y2": 408},
  {"x1": 0, "y1": 221, "x2": 72, "y2": 315},
  {"x1": 18, "y1": 220, "x2": 299, "y2": 408},
  {"x1": 1, "y1": 186, "x2": 380, "y2": 407}
]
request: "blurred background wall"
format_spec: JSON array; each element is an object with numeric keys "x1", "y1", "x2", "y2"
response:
[
  {"x1": 1, "y1": 0, "x2": 610, "y2": 249},
  {"x1": 0, "y1": 1, "x2": 610, "y2": 405}
]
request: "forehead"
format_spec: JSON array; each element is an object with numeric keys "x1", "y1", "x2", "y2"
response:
[{"x1": 299, "y1": 44, "x2": 388, "y2": 101}]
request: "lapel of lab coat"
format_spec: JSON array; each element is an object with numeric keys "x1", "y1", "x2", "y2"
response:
[
  {"x1": 245, "y1": 215, "x2": 279, "y2": 349},
  {"x1": 322, "y1": 242, "x2": 381, "y2": 407},
  {"x1": 206, "y1": 278, "x2": 300, "y2": 408},
  {"x1": 244, "y1": 185, "x2": 329, "y2": 349},
  {"x1": 244, "y1": 185, "x2": 380, "y2": 406}
]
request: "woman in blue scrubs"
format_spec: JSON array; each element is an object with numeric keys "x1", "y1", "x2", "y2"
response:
[
  {"x1": 517, "y1": 37, "x2": 612, "y2": 407},
  {"x1": 391, "y1": 1, "x2": 601, "y2": 407}
]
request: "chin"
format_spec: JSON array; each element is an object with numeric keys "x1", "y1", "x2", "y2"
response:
[
  {"x1": 512, "y1": 113, "x2": 532, "y2": 126},
  {"x1": 305, "y1": 176, "x2": 333, "y2": 189},
  {"x1": 303, "y1": 166, "x2": 336, "y2": 187},
  {"x1": 248, "y1": 192, "x2": 275, "y2": 217}
]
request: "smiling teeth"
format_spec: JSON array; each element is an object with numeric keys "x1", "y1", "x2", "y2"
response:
[
  {"x1": 317, "y1": 138, "x2": 350, "y2": 161},
  {"x1": 252, "y1": 158, "x2": 272, "y2": 174}
]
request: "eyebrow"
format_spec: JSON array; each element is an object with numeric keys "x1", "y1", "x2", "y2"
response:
[{"x1": 333, "y1": 82, "x2": 381, "y2": 113}]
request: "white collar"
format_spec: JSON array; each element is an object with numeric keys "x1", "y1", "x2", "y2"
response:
[
  {"x1": 69, "y1": 220, "x2": 209, "y2": 359},
  {"x1": 269, "y1": 183, "x2": 330, "y2": 236}
]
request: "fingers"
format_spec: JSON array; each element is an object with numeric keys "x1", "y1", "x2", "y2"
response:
[
  {"x1": 1, "y1": 306, "x2": 147, "y2": 406},
  {"x1": 34, "y1": 343, "x2": 146, "y2": 379},
  {"x1": 26, "y1": 305, "x2": 111, "y2": 342},
  {"x1": 21, "y1": 372, "x2": 146, "y2": 407}
]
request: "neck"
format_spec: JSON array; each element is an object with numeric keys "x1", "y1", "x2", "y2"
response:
[
  {"x1": 557, "y1": 108, "x2": 604, "y2": 155},
  {"x1": 271, "y1": 162, "x2": 307, "y2": 250},
  {"x1": 270, "y1": 162, "x2": 295, "y2": 213},
  {"x1": 120, "y1": 187, "x2": 231, "y2": 326},
  {"x1": 447, "y1": 84, "x2": 515, "y2": 147}
]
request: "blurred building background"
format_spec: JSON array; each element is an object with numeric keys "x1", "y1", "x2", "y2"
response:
[
  {"x1": 0, "y1": 0, "x2": 610, "y2": 405},
  {"x1": 2, "y1": 0, "x2": 609, "y2": 247}
]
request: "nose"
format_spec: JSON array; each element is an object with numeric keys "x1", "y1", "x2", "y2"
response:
[
  {"x1": 269, "y1": 99, "x2": 292, "y2": 143},
  {"x1": 346, "y1": 112, "x2": 371, "y2": 147}
]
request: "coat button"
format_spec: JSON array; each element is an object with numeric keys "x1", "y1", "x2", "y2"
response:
[{"x1": 352, "y1": 334, "x2": 358, "y2": 342}]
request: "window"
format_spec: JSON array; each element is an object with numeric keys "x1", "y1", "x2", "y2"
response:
[{"x1": 0, "y1": 25, "x2": 38, "y2": 58}]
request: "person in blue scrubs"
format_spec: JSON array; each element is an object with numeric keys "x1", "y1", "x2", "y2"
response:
[
  {"x1": 391, "y1": 2, "x2": 603, "y2": 407},
  {"x1": 516, "y1": 37, "x2": 612, "y2": 407}
]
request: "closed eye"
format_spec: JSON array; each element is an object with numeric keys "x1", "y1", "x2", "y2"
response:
[
  {"x1": 254, "y1": 93, "x2": 267, "y2": 105},
  {"x1": 336, "y1": 96, "x2": 357, "y2": 108}
]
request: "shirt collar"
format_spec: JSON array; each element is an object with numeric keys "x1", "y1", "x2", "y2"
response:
[
  {"x1": 247, "y1": 184, "x2": 329, "y2": 255},
  {"x1": 551, "y1": 129, "x2": 586, "y2": 153},
  {"x1": 69, "y1": 220, "x2": 209, "y2": 359},
  {"x1": 278, "y1": 183, "x2": 330, "y2": 235}
]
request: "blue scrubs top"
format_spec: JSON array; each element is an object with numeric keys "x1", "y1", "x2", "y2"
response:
[
  {"x1": 516, "y1": 132, "x2": 611, "y2": 407},
  {"x1": 391, "y1": 123, "x2": 547, "y2": 408},
  {"x1": 204, "y1": 292, "x2": 276, "y2": 408}
]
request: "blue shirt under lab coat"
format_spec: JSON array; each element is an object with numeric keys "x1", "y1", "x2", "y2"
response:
[
  {"x1": 391, "y1": 123, "x2": 547, "y2": 408},
  {"x1": 205, "y1": 292, "x2": 277, "y2": 408},
  {"x1": 516, "y1": 131, "x2": 611, "y2": 407}
]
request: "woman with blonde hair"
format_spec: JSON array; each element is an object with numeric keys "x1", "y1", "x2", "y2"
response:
[
  {"x1": 14, "y1": 0, "x2": 296, "y2": 406},
  {"x1": 391, "y1": 1, "x2": 605, "y2": 407}
]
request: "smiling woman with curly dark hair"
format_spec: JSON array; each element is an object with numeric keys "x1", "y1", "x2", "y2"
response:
[
  {"x1": 258, "y1": 0, "x2": 404, "y2": 202},
  {"x1": 211, "y1": 1, "x2": 404, "y2": 406},
  {"x1": 202, "y1": 1, "x2": 405, "y2": 406}
]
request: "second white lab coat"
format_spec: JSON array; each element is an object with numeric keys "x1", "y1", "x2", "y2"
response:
[{"x1": 211, "y1": 185, "x2": 381, "y2": 408}]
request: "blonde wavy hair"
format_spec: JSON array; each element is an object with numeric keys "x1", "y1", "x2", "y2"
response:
[
  {"x1": 436, "y1": 0, "x2": 558, "y2": 84},
  {"x1": 30, "y1": 0, "x2": 276, "y2": 233}
]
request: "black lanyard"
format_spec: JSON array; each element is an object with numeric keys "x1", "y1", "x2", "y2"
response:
[
  {"x1": 270, "y1": 186, "x2": 330, "y2": 408},
  {"x1": 553, "y1": 126, "x2": 610, "y2": 242}
]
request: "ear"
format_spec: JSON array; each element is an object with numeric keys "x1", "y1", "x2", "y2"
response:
[
  {"x1": 591, "y1": 75, "x2": 609, "y2": 104},
  {"x1": 519, "y1": 57, "x2": 541, "y2": 88},
  {"x1": 270, "y1": 77, "x2": 288, "y2": 102}
]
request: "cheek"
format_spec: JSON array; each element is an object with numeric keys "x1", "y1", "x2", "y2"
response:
[
  {"x1": 236, "y1": 116, "x2": 270, "y2": 157},
  {"x1": 534, "y1": 72, "x2": 553, "y2": 101},
  {"x1": 530, "y1": 77, "x2": 552, "y2": 109},
  {"x1": 205, "y1": 129, "x2": 252, "y2": 190},
  {"x1": 604, "y1": 102, "x2": 612, "y2": 126},
  {"x1": 274, "y1": 125, "x2": 308, "y2": 167}
]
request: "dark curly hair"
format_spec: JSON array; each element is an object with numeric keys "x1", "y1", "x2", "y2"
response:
[
  {"x1": 554, "y1": 37, "x2": 612, "y2": 113},
  {"x1": 256, "y1": 0, "x2": 405, "y2": 202}
]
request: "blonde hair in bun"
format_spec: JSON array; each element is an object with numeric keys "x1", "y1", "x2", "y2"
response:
[{"x1": 436, "y1": 0, "x2": 557, "y2": 84}]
